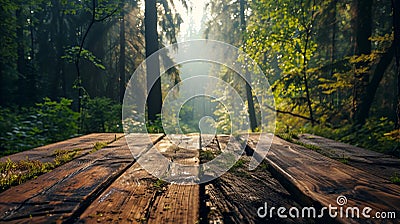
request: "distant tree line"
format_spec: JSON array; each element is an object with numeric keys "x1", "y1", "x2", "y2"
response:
[
  {"x1": 0, "y1": 0, "x2": 185, "y2": 154},
  {"x1": 0, "y1": 0, "x2": 183, "y2": 109}
]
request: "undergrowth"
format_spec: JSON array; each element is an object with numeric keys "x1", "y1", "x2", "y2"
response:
[{"x1": 277, "y1": 117, "x2": 399, "y2": 157}]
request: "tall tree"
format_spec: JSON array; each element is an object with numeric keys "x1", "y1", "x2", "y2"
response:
[
  {"x1": 239, "y1": 0, "x2": 258, "y2": 131},
  {"x1": 145, "y1": 0, "x2": 162, "y2": 124},
  {"x1": 119, "y1": 4, "x2": 126, "y2": 104},
  {"x1": 351, "y1": 0, "x2": 396, "y2": 127},
  {"x1": 0, "y1": 0, "x2": 18, "y2": 106},
  {"x1": 352, "y1": 0, "x2": 373, "y2": 125},
  {"x1": 16, "y1": 6, "x2": 28, "y2": 104},
  {"x1": 300, "y1": 0, "x2": 317, "y2": 126},
  {"x1": 393, "y1": 0, "x2": 400, "y2": 128}
]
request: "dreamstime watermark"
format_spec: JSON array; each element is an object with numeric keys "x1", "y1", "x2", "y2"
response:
[
  {"x1": 257, "y1": 195, "x2": 397, "y2": 220},
  {"x1": 122, "y1": 40, "x2": 276, "y2": 185}
]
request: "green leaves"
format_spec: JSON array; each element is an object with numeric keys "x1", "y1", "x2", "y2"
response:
[
  {"x1": 81, "y1": 97, "x2": 122, "y2": 133},
  {"x1": 62, "y1": 46, "x2": 106, "y2": 70},
  {"x1": 0, "y1": 98, "x2": 79, "y2": 156}
]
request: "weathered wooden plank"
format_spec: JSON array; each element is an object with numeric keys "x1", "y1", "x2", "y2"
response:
[
  {"x1": 0, "y1": 133, "x2": 124, "y2": 163},
  {"x1": 147, "y1": 184, "x2": 199, "y2": 224},
  {"x1": 160, "y1": 134, "x2": 200, "y2": 184},
  {"x1": 146, "y1": 134, "x2": 200, "y2": 223},
  {"x1": 202, "y1": 136, "x2": 309, "y2": 224},
  {"x1": 247, "y1": 134, "x2": 400, "y2": 223},
  {"x1": 79, "y1": 135, "x2": 172, "y2": 223},
  {"x1": 0, "y1": 134, "x2": 163, "y2": 223},
  {"x1": 78, "y1": 162, "x2": 159, "y2": 223},
  {"x1": 297, "y1": 134, "x2": 400, "y2": 181},
  {"x1": 79, "y1": 134, "x2": 200, "y2": 223}
]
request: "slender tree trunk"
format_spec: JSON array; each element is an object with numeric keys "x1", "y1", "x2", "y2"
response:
[
  {"x1": 329, "y1": 0, "x2": 337, "y2": 77},
  {"x1": 56, "y1": 5, "x2": 66, "y2": 98},
  {"x1": 52, "y1": 0, "x2": 65, "y2": 99},
  {"x1": 352, "y1": 0, "x2": 373, "y2": 126},
  {"x1": 27, "y1": 6, "x2": 36, "y2": 102},
  {"x1": 357, "y1": 44, "x2": 394, "y2": 123},
  {"x1": 302, "y1": 0, "x2": 317, "y2": 126},
  {"x1": 330, "y1": 0, "x2": 338, "y2": 107},
  {"x1": 16, "y1": 8, "x2": 27, "y2": 105},
  {"x1": 0, "y1": 63, "x2": 3, "y2": 105},
  {"x1": 240, "y1": 0, "x2": 258, "y2": 131},
  {"x1": 119, "y1": 8, "x2": 126, "y2": 104},
  {"x1": 393, "y1": 0, "x2": 400, "y2": 128},
  {"x1": 145, "y1": 0, "x2": 162, "y2": 123},
  {"x1": 303, "y1": 30, "x2": 314, "y2": 126},
  {"x1": 75, "y1": 0, "x2": 97, "y2": 133}
]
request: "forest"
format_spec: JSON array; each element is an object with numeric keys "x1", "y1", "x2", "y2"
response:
[{"x1": 0, "y1": 0, "x2": 399, "y2": 157}]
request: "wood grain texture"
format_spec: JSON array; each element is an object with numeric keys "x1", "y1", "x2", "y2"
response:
[
  {"x1": 298, "y1": 133, "x2": 400, "y2": 181},
  {"x1": 0, "y1": 133, "x2": 124, "y2": 163},
  {"x1": 202, "y1": 136, "x2": 308, "y2": 224},
  {"x1": 0, "y1": 134, "x2": 163, "y2": 223},
  {"x1": 80, "y1": 134, "x2": 200, "y2": 224},
  {"x1": 247, "y1": 134, "x2": 400, "y2": 223},
  {"x1": 1, "y1": 133, "x2": 398, "y2": 223}
]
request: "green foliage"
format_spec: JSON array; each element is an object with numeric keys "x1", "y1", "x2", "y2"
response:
[
  {"x1": 146, "y1": 114, "x2": 163, "y2": 133},
  {"x1": 391, "y1": 173, "x2": 400, "y2": 184},
  {"x1": 178, "y1": 104, "x2": 199, "y2": 134},
  {"x1": 90, "y1": 141, "x2": 108, "y2": 153},
  {"x1": 0, "y1": 98, "x2": 79, "y2": 156},
  {"x1": 276, "y1": 128, "x2": 326, "y2": 155},
  {"x1": 300, "y1": 117, "x2": 399, "y2": 157},
  {"x1": 229, "y1": 158, "x2": 251, "y2": 178},
  {"x1": 338, "y1": 155, "x2": 350, "y2": 165},
  {"x1": 0, "y1": 0, "x2": 17, "y2": 82},
  {"x1": 258, "y1": 162, "x2": 269, "y2": 170},
  {"x1": 153, "y1": 179, "x2": 168, "y2": 192},
  {"x1": 36, "y1": 98, "x2": 79, "y2": 140},
  {"x1": 204, "y1": 0, "x2": 243, "y2": 45},
  {"x1": 53, "y1": 148, "x2": 81, "y2": 157},
  {"x1": 62, "y1": 46, "x2": 106, "y2": 70},
  {"x1": 277, "y1": 131, "x2": 299, "y2": 142},
  {"x1": 199, "y1": 150, "x2": 220, "y2": 163},
  {"x1": 0, "y1": 138, "x2": 113, "y2": 191},
  {"x1": 53, "y1": 149, "x2": 80, "y2": 166},
  {"x1": 0, "y1": 150, "x2": 78, "y2": 192},
  {"x1": 230, "y1": 158, "x2": 246, "y2": 170},
  {"x1": 81, "y1": 97, "x2": 122, "y2": 133},
  {"x1": 0, "y1": 97, "x2": 122, "y2": 157}
]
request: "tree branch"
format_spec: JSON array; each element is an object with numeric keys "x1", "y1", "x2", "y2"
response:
[
  {"x1": 95, "y1": 8, "x2": 118, "y2": 22},
  {"x1": 265, "y1": 104, "x2": 320, "y2": 124}
]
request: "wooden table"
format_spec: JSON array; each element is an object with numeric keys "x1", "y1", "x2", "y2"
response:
[{"x1": 0, "y1": 133, "x2": 398, "y2": 223}]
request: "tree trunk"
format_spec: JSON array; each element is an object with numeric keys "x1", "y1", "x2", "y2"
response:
[
  {"x1": 393, "y1": 0, "x2": 400, "y2": 128},
  {"x1": 302, "y1": 0, "x2": 317, "y2": 126},
  {"x1": 330, "y1": 0, "x2": 339, "y2": 107},
  {"x1": 52, "y1": 0, "x2": 64, "y2": 99},
  {"x1": 352, "y1": 0, "x2": 373, "y2": 126},
  {"x1": 16, "y1": 8, "x2": 27, "y2": 105},
  {"x1": 119, "y1": 9, "x2": 126, "y2": 104},
  {"x1": 303, "y1": 30, "x2": 314, "y2": 126},
  {"x1": 145, "y1": 0, "x2": 162, "y2": 123},
  {"x1": 26, "y1": 6, "x2": 36, "y2": 103},
  {"x1": 240, "y1": 0, "x2": 258, "y2": 131},
  {"x1": 357, "y1": 44, "x2": 394, "y2": 123}
]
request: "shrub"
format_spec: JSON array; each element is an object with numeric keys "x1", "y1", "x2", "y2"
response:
[
  {"x1": 0, "y1": 98, "x2": 79, "y2": 156},
  {"x1": 81, "y1": 97, "x2": 122, "y2": 133}
]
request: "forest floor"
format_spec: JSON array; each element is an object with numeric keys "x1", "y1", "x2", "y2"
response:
[{"x1": 0, "y1": 133, "x2": 399, "y2": 223}]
